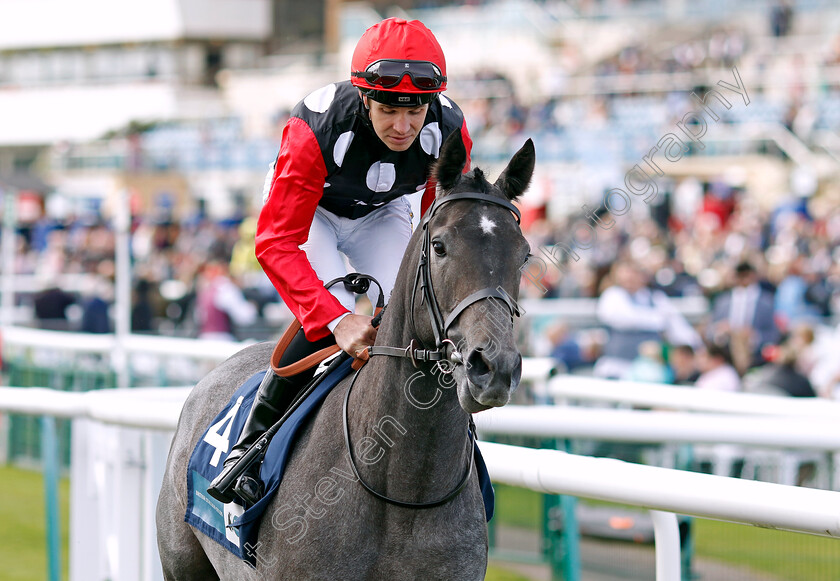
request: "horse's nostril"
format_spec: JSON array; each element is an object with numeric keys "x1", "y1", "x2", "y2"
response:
[{"x1": 466, "y1": 349, "x2": 492, "y2": 388}]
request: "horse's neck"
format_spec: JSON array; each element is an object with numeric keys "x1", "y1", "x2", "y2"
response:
[{"x1": 347, "y1": 309, "x2": 471, "y2": 499}]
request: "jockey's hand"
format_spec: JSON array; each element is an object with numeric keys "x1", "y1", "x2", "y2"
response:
[{"x1": 334, "y1": 314, "x2": 377, "y2": 360}]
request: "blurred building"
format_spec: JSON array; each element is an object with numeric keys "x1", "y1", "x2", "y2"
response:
[
  {"x1": 0, "y1": 0, "x2": 271, "y2": 147},
  {"x1": 0, "y1": 0, "x2": 270, "y2": 220}
]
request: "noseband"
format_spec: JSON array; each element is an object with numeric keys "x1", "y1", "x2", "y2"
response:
[{"x1": 344, "y1": 191, "x2": 523, "y2": 510}]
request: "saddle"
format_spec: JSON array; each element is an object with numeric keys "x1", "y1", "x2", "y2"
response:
[{"x1": 185, "y1": 357, "x2": 357, "y2": 565}]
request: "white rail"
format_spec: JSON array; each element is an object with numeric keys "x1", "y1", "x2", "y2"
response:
[
  {"x1": 0, "y1": 386, "x2": 188, "y2": 431},
  {"x1": 8, "y1": 386, "x2": 837, "y2": 452},
  {"x1": 475, "y1": 405, "x2": 840, "y2": 450},
  {"x1": 547, "y1": 374, "x2": 840, "y2": 419},
  {"x1": 1, "y1": 325, "x2": 247, "y2": 361},
  {"x1": 481, "y1": 442, "x2": 840, "y2": 538},
  {"x1": 4, "y1": 385, "x2": 840, "y2": 580}
]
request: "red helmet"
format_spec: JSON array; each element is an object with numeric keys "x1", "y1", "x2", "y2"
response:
[{"x1": 351, "y1": 18, "x2": 447, "y2": 107}]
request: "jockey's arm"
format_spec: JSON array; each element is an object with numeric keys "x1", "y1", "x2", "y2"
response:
[{"x1": 255, "y1": 117, "x2": 350, "y2": 342}]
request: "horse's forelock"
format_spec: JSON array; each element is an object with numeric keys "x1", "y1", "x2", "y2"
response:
[
  {"x1": 436, "y1": 166, "x2": 513, "y2": 212},
  {"x1": 445, "y1": 167, "x2": 493, "y2": 196},
  {"x1": 470, "y1": 167, "x2": 485, "y2": 185}
]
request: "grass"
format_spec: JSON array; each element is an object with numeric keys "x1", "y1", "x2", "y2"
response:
[
  {"x1": 485, "y1": 565, "x2": 533, "y2": 580},
  {"x1": 493, "y1": 484, "x2": 840, "y2": 581},
  {"x1": 5, "y1": 468, "x2": 837, "y2": 581},
  {"x1": 0, "y1": 465, "x2": 529, "y2": 581},
  {"x1": 693, "y1": 519, "x2": 840, "y2": 581},
  {"x1": 0, "y1": 465, "x2": 70, "y2": 581},
  {"x1": 494, "y1": 484, "x2": 543, "y2": 529}
]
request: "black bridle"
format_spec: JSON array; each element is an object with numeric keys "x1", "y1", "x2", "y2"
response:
[
  {"x1": 343, "y1": 191, "x2": 522, "y2": 509},
  {"x1": 367, "y1": 191, "x2": 522, "y2": 367}
]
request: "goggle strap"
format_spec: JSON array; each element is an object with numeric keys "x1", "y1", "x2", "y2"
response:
[{"x1": 352, "y1": 59, "x2": 446, "y2": 90}]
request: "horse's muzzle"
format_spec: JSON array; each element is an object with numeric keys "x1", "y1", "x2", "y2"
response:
[{"x1": 464, "y1": 347, "x2": 521, "y2": 408}]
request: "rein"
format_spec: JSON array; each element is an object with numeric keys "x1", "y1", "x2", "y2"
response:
[
  {"x1": 343, "y1": 191, "x2": 522, "y2": 510},
  {"x1": 342, "y1": 372, "x2": 478, "y2": 509}
]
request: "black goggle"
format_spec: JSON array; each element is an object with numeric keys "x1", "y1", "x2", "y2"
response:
[{"x1": 352, "y1": 59, "x2": 446, "y2": 90}]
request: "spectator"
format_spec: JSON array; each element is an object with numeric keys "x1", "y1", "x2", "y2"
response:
[
  {"x1": 33, "y1": 286, "x2": 76, "y2": 331},
  {"x1": 80, "y1": 276, "x2": 112, "y2": 334},
  {"x1": 131, "y1": 278, "x2": 156, "y2": 333},
  {"x1": 743, "y1": 340, "x2": 816, "y2": 397},
  {"x1": 770, "y1": 0, "x2": 794, "y2": 37},
  {"x1": 653, "y1": 258, "x2": 702, "y2": 298},
  {"x1": 788, "y1": 323, "x2": 818, "y2": 377},
  {"x1": 774, "y1": 256, "x2": 823, "y2": 331},
  {"x1": 627, "y1": 340, "x2": 673, "y2": 383},
  {"x1": 708, "y1": 260, "x2": 780, "y2": 374},
  {"x1": 546, "y1": 321, "x2": 595, "y2": 373},
  {"x1": 194, "y1": 260, "x2": 257, "y2": 341},
  {"x1": 695, "y1": 342, "x2": 741, "y2": 392},
  {"x1": 669, "y1": 344, "x2": 700, "y2": 385},
  {"x1": 594, "y1": 260, "x2": 701, "y2": 379}
]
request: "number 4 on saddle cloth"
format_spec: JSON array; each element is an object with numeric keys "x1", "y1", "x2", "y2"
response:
[{"x1": 185, "y1": 357, "x2": 495, "y2": 567}]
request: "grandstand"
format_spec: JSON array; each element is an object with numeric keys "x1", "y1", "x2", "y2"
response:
[{"x1": 3, "y1": 0, "x2": 835, "y2": 220}]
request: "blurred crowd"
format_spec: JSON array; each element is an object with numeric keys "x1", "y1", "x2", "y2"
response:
[
  {"x1": 20, "y1": 212, "x2": 282, "y2": 342},
  {"x1": 15, "y1": 161, "x2": 840, "y2": 402},
  {"x1": 455, "y1": 5, "x2": 840, "y2": 163},
  {"x1": 528, "y1": 174, "x2": 840, "y2": 400}
]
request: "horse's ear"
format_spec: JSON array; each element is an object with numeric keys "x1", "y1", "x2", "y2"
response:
[
  {"x1": 434, "y1": 131, "x2": 468, "y2": 192},
  {"x1": 494, "y1": 138, "x2": 535, "y2": 200}
]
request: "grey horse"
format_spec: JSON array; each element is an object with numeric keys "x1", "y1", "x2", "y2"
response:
[{"x1": 156, "y1": 133, "x2": 535, "y2": 580}]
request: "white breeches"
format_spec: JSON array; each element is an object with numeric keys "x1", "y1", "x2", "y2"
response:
[{"x1": 300, "y1": 196, "x2": 414, "y2": 312}]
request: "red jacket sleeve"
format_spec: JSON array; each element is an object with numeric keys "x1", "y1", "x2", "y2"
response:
[
  {"x1": 255, "y1": 117, "x2": 349, "y2": 341},
  {"x1": 420, "y1": 118, "x2": 473, "y2": 216}
]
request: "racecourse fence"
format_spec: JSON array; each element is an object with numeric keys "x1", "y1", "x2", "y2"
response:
[
  {"x1": 3, "y1": 326, "x2": 840, "y2": 581},
  {"x1": 0, "y1": 325, "x2": 245, "y2": 467},
  {"x1": 3, "y1": 386, "x2": 840, "y2": 581}
]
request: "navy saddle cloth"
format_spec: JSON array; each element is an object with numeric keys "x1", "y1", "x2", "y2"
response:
[{"x1": 185, "y1": 358, "x2": 495, "y2": 565}]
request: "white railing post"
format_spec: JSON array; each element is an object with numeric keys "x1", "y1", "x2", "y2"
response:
[
  {"x1": 1, "y1": 188, "x2": 16, "y2": 326},
  {"x1": 113, "y1": 188, "x2": 133, "y2": 388},
  {"x1": 650, "y1": 510, "x2": 681, "y2": 581}
]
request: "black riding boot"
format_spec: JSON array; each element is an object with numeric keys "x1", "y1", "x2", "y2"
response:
[
  {"x1": 206, "y1": 328, "x2": 335, "y2": 506},
  {"x1": 206, "y1": 370, "x2": 301, "y2": 505}
]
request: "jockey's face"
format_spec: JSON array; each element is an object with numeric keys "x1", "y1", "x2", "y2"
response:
[{"x1": 364, "y1": 96, "x2": 429, "y2": 152}]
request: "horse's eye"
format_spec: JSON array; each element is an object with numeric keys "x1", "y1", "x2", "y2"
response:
[
  {"x1": 523, "y1": 252, "x2": 534, "y2": 266},
  {"x1": 432, "y1": 240, "x2": 446, "y2": 256}
]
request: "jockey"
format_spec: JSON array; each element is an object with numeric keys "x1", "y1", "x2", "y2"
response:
[{"x1": 208, "y1": 17, "x2": 473, "y2": 506}]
